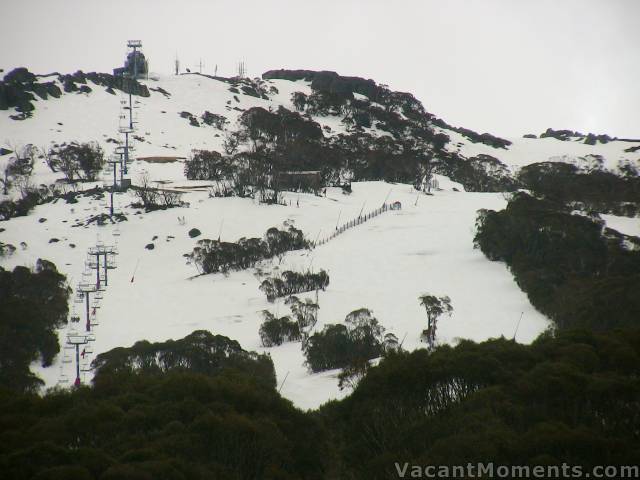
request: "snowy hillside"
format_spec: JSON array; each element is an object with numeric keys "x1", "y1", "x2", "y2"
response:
[
  {"x1": 1, "y1": 68, "x2": 638, "y2": 409},
  {"x1": 2, "y1": 70, "x2": 638, "y2": 179}
]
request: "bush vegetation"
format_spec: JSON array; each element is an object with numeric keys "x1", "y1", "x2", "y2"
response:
[
  {"x1": 0, "y1": 330, "x2": 328, "y2": 479},
  {"x1": 518, "y1": 161, "x2": 640, "y2": 214},
  {"x1": 259, "y1": 296, "x2": 320, "y2": 347},
  {"x1": 91, "y1": 330, "x2": 275, "y2": 389},
  {"x1": 0, "y1": 259, "x2": 70, "y2": 393},
  {"x1": 474, "y1": 193, "x2": 640, "y2": 331},
  {"x1": 259, "y1": 269, "x2": 329, "y2": 302},
  {"x1": 303, "y1": 308, "x2": 386, "y2": 372},
  {"x1": 258, "y1": 311, "x2": 302, "y2": 347},
  {"x1": 188, "y1": 225, "x2": 308, "y2": 274},
  {"x1": 1, "y1": 326, "x2": 638, "y2": 478},
  {"x1": 49, "y1": 141, "x2": 105, "y2": 182},
  {"x1": 321, "y1": 328, "x2": 640, "y2": 478},
  {"x1": 132, "y1": 172, "x2": 184, "y2": 211},
  {"x1": 183, "y1": 70, "x2": 520, "y2": 194}
]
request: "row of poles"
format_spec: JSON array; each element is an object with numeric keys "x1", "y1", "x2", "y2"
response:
[
  {"x1": 313, "y1": 202, "x2": 393, "y2": 248},
  {"x1": 60, "y1": 240, "x2": 119, "y2": 387},
  {"x1": 105, "y1": 40, "x2": 142, "y2": 215},
  {"x1": 58, "y1": 41, "x2": 143, "y2": 387}
]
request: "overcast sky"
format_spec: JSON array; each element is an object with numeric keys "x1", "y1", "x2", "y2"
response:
[{"x1": 2, "y1": 0, "x2": 638, "y2": 138}]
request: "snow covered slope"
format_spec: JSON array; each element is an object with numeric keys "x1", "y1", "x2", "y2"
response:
[
  {"x1": 2, "y1": 71, "x2": 638, "y2": 180},
  {"x1": 0, "y1": 69, "x2": 637, "y2": 409},
  {"x1": 0, "y1": 179, "x2": 549, "y2": 409}
]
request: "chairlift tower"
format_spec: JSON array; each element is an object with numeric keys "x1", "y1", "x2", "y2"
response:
[
  {"x1": 77, "y1": 282, "x2": 99, "y2": 332},
  {"x1": 107, "y1": 154, "x2": 121, "y2": 189},
  {"x1": 127, "y1": 40, "x2": 142, "y2": 77},
  {"x1": 119, "y1": 125, "x2": 134, "y2": 167},
  {"x1": 114, "y1": 142, "x2": 131, "y2": 176},
  {"x1": 88, "y1": 242, "x2": 118, "y2": 290},
  {"x1": 106, "y1": 154, "x2": 122, "y2": 216},
  {"x1": 66, "y1": 331, "x2": 89, "y2": 387},
  {"x1": 122, "y1": 40, "x2": 144, "y2": 130},
  {"x1": 125, "y1": 40, "x2": 142, "y2": 129}
]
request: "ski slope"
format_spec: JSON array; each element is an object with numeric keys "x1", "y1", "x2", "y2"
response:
[
  {"x1": 0, "y1": 178, "x2": 551, "y2": 409},
  {"x1": 1, "y1": 70, "x2": 638, "y2": 409}
]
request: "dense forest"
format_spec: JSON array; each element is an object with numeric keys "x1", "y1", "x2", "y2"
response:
[
  {"x1": 1, "y1": 324, "x2": 639, "y2": 478},
  {"x1": 320, "y1": 328, "x2": 640, "y2": 478},
  {"x1": 2, "y1": 191, "x2": 640, "y2": 478},
  {"x1": 474, "y1": 192, "x2": 640, "y2": 331}
]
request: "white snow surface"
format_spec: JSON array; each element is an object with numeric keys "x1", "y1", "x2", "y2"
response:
[
  {"x1": 437, "y1": 127, "x2": 640, "y2": 174},
  {"x1": 4, "y1": 71, "x2": 637, "y2": 410},
  {"x1": 601, "y1": 214, "x2": 640, "y2": 238}
]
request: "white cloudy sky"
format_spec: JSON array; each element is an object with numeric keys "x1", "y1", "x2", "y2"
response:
[{"x1": 1, "y1": 0, "x2": 638, "y2": 138}]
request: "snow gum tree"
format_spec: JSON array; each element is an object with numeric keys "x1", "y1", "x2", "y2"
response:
[{"x1": 418, "y1": 294, "x2": 453, "y2": 349}]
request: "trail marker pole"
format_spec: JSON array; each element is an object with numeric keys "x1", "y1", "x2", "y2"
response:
[
  {"x1": 278, "y1": 371, "x2": 290, "y2": 393},
  {"x1": 513, "y1": 312, "x2": 524, "y2": 341},
  {"x1": 67, "y1": 332, "x2": 89, "y2": 387}
]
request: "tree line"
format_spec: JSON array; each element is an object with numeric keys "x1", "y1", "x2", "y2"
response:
[
  {"x1": 0, "y1": 330, "x2": 327, "y2": 479},
  {"x1": 518, "y1": 161, "x2": 640, "y2": 215},
  {"x1": 4, "y1": 325, "x2": 638, "y2": 478},
  {"x1": 474, "y1": 192, "x2": 640, "y2": 331},
  {"x1": 321, "y1": 327, "x2": 640, "y2": 479}
]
